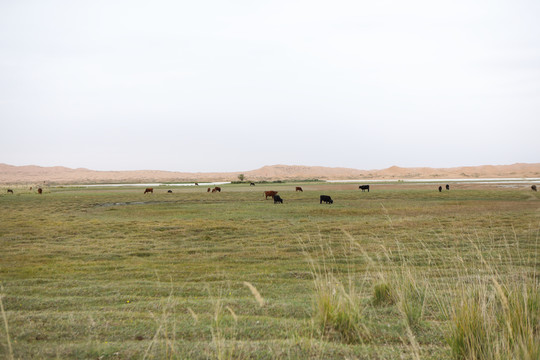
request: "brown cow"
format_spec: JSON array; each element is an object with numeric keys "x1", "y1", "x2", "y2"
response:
[
  {"x1": 532, "y1": 185, "x2": 538, "y2": 192},
  {"x1": 295, "y1": 187, "x2": 303, "y2": 192},
  {"x1": 214, "y1": 187, "x2": 221, "y2": 192},
  {"x1": 38, "y1": 188, "x2": 42, "y2": 194},
  {"x1": 264, "y1": 191, "x2": 278, "y2": 199},
  {"x1": 207, "y1": 187, "x2": 211, "y2": 192},
  {"x1": 211, "y1": 188, "x2": 217, "y2": 193},
  {"x1": 144, "y1": 188, "x2": 153, "y2": 194}
]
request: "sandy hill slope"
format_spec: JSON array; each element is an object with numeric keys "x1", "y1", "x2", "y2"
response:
[{"x1": 1, "y1": 163, "x2": 539, "y2": 185}]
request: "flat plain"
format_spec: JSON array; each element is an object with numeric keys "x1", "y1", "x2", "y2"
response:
[{"x1": 0, "y1": 182, "x2": 538, "y2": 359}]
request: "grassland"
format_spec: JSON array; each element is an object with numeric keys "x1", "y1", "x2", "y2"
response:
[{"x1": 0, "y1": 182, "x2": 538, "y2": 359}]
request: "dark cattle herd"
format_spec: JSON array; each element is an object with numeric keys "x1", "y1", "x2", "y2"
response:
[{"x1": 4, "y1": 183, "x2": 538, "y2": 204}]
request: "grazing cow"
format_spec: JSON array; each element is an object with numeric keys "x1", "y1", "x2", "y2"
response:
[
  {"x1": 211, "y1": 188, "x2": 217, "y2": 193},
  {"x1": 7, "y1": 189, "x2": 13, "y2": 194},
  {"x1": 250, "y1": 182, "x2": 255, "y2": 186},
  {"x1": 214, "y1": 187, "x2": 221, "y2": 192},
  {"x1": 320, "y1": 195, "x2": 333, "y2": 204},
  {"x1": 532, "y1": 185, "x2": 538, "y2": 192},
  {"x1": 446, "y1": 184, "x2": 450, "y2": 190},
  {"x1": 438, "y1": 186, "x2": 442, "y2": 192},
  {"x1": 37, "y1": 188, "x2": 42, "y2": 194},
  {"x1": 274, "y1": 195, "x2": 283, "y2": 204},
  {"x1": 264, "y1": 191, "x2": 278, "y2": 199},
  {"x1": 167, "y1": 190, "x2": 173, "y2": 193},
  {"x1": 195, "y1": 183, "x2": 199, "y2": 186},
  {"x1": 359, "y1": 185, "x2": 370, "y2": 192},
  {"x1": 295, "y1": 187, "x2": 303, "y2": 192},
  {"x1": 207, "y1": 187, "x2": 211, "y2": 192},
  {"x1": 144, "y1": 188, "x2": 153, "y2": 194}
]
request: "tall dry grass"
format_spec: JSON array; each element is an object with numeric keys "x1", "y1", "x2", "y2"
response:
[
  {"x1": 302, "y1": 226, "x2": 538, "y2": 359},
  {"x1": 0, "y1": 286, "x2": 14, "y2": 360},
  {"x1": 443, "y1": 276, "x2": 539, "y2": 360},
  {"x1": 301, "y1": 232, "x2": 371, "y2": 344}
]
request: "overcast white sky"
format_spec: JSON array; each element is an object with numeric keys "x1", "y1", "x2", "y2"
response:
[{"x1": 1, "y1": 1, "x2": 539, "y2": 172}]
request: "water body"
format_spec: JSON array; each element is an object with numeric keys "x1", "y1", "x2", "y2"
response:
[
  {"x1": 67, "y1": 182, "x2": 231, "y2": 188},
  {"x1": 327, "y1": 178, "x2": 540, "y2": 184}
]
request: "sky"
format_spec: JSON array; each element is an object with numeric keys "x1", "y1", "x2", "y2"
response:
[{"x1": 1, "y1": 0, "x2": 539, "y2": 172}]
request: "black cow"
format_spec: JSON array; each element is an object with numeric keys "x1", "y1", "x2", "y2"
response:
[
  {"x1": 250, "y1": 182, "x2": 256, "y2": 186},
  {"x1": 532, "y1": 185, "x2": 537, "y2": 192},
  {"x1": 320, "y1": 195, "x2": 333, "y2": 204},
  {"x1": 446, "y1": 184, "x2": 450, "y2": 190},
  {"x1": 359, "y1": 185, "x2": 370, "y2": 192},
  {"x1": 167, "y1": 190, "x2": 173, "y2": 193},
  {"x1": 438, "y1": 186, "x2": 442, "y2": 192},
  {"x1": 274, "y1": 195, "x2": 283, "y2": 204},
  {"x1": 7, "y1": 189, "x2": 13, "y2": 194}
]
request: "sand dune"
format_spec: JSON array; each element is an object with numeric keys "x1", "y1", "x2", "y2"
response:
[{"x1": 1, "y1": 163, "x2": 539, "y2": 185}]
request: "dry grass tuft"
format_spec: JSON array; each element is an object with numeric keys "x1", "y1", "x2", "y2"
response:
[{"x1": 243, "y1": 282, "x2": 265, "y2": 307}]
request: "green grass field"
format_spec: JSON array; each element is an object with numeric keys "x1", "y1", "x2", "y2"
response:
[{"x1": 0, "y1": 183, "x2": 538, "y2": 359}]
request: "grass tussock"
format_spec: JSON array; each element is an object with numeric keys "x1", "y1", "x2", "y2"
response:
[
  {"x1": 304, "y1": 234, "x2": 371, "y2": 344},
  {"x1": 394, "y1": 269, "x2": 428, "y2": 329},
  {"x1": 372, "y1": 282, "x2": 395, "y2": 306},
  {"x1": 312, "y1": 272, "x2": 370, "y2": 344},
  {"x1": 445, "y1": 278, "x2": 540, "y2": 360}
]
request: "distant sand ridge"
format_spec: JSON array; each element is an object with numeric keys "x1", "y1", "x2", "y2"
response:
[{"x1": 1, "y1": 163, "x2": 539, "y2": 185}]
